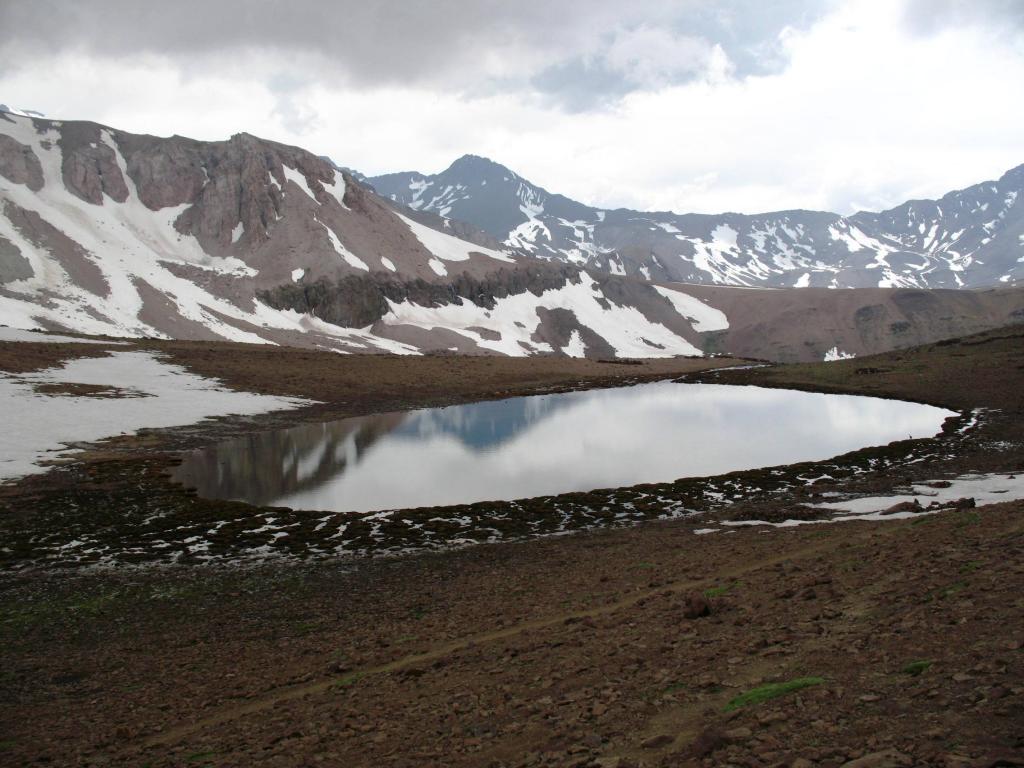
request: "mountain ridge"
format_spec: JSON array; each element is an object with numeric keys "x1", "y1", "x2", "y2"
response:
[{"x1": 369, "y1": 155, "x2": 1024, "y2": 290}]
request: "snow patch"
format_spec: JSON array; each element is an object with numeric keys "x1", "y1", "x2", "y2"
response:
[
  {"x1": 281, "y1": 165, "x2": 318, "y2": 202},
  {"x1": 291, "y1": 268, "x2": 305, "y2": 282},
  {"x1": 0, "y1": 327, "x2": 129, "y2": 345},
  {"x1": 810, "y1": 472, "x2": 1024, "y2": 516},
  {"x1": 823, "y1": 346, "x2": 856, "y2": 362},
  {"x1": 561, "y1": 330, "x2": 586, "y2": 358},
  {"x1": 322, "y1": 171, "x2": 350, "y2": 210},
  {"x1": 399, "y1": 213, "x2": 512, "y2": 264},
  {"x1": 652, "y1": 285, "x2": 729, "y2": 332},
  {"x1": 0, "y1": 351, "x2": 307, "y2": 482},
  {"x1": 318, "y1": 219, "x2": 368, "y2": 271}
]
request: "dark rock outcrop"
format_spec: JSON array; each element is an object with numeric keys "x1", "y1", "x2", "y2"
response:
[{"x1": 260, "y1": 262, "x2": 583, "y2": 328}]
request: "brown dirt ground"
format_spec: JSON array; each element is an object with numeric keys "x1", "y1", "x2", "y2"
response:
[
  {"x1": 143, "y1": 339, "x2": 742, "y2": 405},
  {"x1": 1, "y1": 329, "x2": 1023, "y2": 767}
]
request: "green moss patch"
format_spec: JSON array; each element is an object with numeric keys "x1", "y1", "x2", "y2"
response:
[
  {"x1": 703, "y1": 581, "x2": 740, "y2": 598},
  {"x1": 901, "y1": 660, "x2": 933, "y2": 676},
  {"x1": 723, "y1": 677, "x2": 825, "y2": 711}
]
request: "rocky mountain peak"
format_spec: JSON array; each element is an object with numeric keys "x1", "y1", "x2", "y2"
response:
[{"x1": 445, "y1": 153, "x2": 515, "y2": 178}]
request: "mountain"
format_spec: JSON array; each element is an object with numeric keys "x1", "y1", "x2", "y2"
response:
[
  {"x1": 1, "y1": 109, "x2": 1022, "y2": 362},
  {"x1": 0, "y1": 105, "x2": 45, "y2": 119},
  {"x1": 369, "y1": 155, "x2": 1024, "y2": 290}
]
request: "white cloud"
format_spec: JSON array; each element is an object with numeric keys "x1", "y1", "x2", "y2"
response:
[
  {"x1": 602, "y1": 26, "x2": 723, "y2": 86},
  {"x1": 1, "y1": 0, "x2": 1021, "y2": 214}
]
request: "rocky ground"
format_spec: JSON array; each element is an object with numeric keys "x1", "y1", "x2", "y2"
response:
[{"x1": 1, "y1": 328, "x2": 1022, "y2": 766}]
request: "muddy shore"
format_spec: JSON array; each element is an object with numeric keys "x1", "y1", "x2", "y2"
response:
[{"x1": 1, "y1": 329, "x2": 1023, "y2": 766}]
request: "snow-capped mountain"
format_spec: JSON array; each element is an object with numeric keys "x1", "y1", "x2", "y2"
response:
[
  {"x1": 370, "y1": 156, "x2": 1024, "y2": 290},
  {"x1": 0, "y1": 111, "x2": 732, "y2": 358},
  {"x1": 1, "y1": 109, "x2": 1021, "y2": 362},
  {"x1": 0, "y1": 105, "x2": 45, "y2": 119}
]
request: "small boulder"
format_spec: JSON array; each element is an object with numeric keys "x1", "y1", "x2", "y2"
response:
[
  {"x1": 688, "y1": 727, "x2": 725, "y2": 758},
  {"x1": 723, "y1": 726, "x2": 752, "y2": 742},
  {"x1": 640, "y1": 733, "x2": 673, "y2": 749},
  {"x1": 840, "y1": 750, "x2": 913, "y2": 768},
  {"x1": 881, "y1": 499, "x2": 922, "y2": 515},
  {"x1": 681, "y1": 592, "x2": 712, "y2": 619}
]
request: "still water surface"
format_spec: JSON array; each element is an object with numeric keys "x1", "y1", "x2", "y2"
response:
[{"x1": 173, "y1": 382, "x2": 955, "y2": 513}]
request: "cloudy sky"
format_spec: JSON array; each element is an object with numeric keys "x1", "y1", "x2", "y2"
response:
[{"x1": 1, "y1": 0, "x2": 1022, "y2": 214}]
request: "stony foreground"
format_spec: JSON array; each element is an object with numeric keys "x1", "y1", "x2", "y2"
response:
[{"x1": 2, "y1": 499, "x2": 1022, "y2": 767}]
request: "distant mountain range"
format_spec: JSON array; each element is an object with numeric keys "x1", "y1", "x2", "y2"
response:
[
  {"x1": 370, "y1": 155, "x2": 1024, "y2": 290},
  {"x1": 1, "y1": 107, "x2": 1022, "y2": 362}
]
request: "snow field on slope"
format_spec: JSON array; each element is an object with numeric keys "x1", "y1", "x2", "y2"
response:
[
  {"x1": 651, "y1": 285, "x2": 729, "y2": 332},
  {"x1": 398, "y1": 212, "x2": 513, "y2": 264},
  {"x1": 382, "y1": 272, "x2": 703, "y2": 358},
  {"x1": 0, "y1": 351, "x2": 308, "y2": 481}
]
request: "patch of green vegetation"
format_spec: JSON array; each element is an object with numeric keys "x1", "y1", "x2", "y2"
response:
[
  {"x1": 0, "y1": 606, "x2": 40, "y2": 632},
  {"x1": 953, "y1": 510, "x2": 981, "y2": 528},
  {"x1": 958, "y1": 560, "x2": 982, "y2": 574},
  {"x1": 0, "y1": 740, "x2": 14, "y2": 752},
  {"x1": 925, "y1": 580, "x2": 968, "y2": 602},
  {"x1": 330, "y1": 672, "x2": 363, "y2": 691},
  {"x1": 901, "y1": 660, "x2": 933, "y2": 676},
  {"x1": 634, "y1": 562, "x2": 657, "y2": 569},
  {"x1": 61, "y1": 591, "x2": 118, "y2": 616},
  {"x1": 723, "y1": 677, "x2": 825, "y2": 711},
  {"x1": 703, "y1": 581, "x2": 740, "y2": 598},
  {"x1": 291, "y1": 620, "x2": 320, "y2": 635},
  {"x1": 186, "y1": 750, "x2": 217, "y2": 763},
  {"x1": 662, "y1": 682, "x2": 687, "y2": 695}
]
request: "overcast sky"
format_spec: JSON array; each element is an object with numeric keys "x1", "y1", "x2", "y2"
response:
[{"x1": 1, "y1": 0, "x2": 1022, "y2": 214}]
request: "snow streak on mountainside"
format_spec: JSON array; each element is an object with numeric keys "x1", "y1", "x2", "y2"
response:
[{"x1": 370, "y1": 155, "x2": 1024, "y2": 290}]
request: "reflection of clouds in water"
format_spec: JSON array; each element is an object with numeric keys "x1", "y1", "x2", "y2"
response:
[{"x1": 268, "y1": 382, "x2": 953, "y2": 514}]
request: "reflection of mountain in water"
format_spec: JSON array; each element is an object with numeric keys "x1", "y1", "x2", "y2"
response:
[
  {"x1": 174, "y1": 391, "x2": 584, "y2": 507},
  {"x1": 395, "y1": 393, "x2": 577, "y2": 451},
  {"x1": 173, "y1": 412, "x2": 407, "y2": 506}
]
